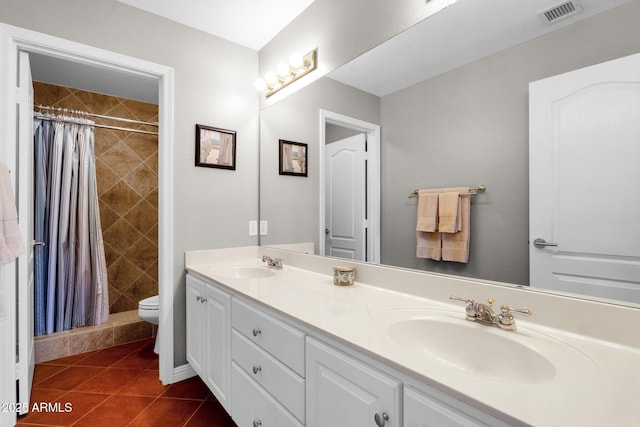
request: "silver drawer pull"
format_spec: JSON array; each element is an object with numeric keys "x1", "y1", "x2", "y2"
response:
[
  {"x1": 252, "y1": 328, "x2": 262, "y2": 337},
  {"x1": 253, "y1": 420, "x2": 262, "y2": 427},
  {"x1": 252, "y1": 365, "x2": 262, "y2": 374},
  {"x1": 374, "y1": 412, "x2": 389, "y2": 427}
]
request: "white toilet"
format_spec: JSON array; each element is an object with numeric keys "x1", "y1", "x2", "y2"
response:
[{"x1": 138, "y1": 295, "x2": 159, "y2": 354}]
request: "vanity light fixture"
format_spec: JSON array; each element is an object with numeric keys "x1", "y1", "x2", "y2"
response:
[{"x1": 254, "y1": 49, "x2": 317, "y2": 97}]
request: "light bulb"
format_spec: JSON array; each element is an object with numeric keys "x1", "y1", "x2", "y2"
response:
[
  {"x1": 276, "y1": 62, "x2": 290, "y2": 77},
  {"x1": 289, "y1": 53, "x2": 304, "y2": 69},
  {"x1": 264, "y1": 71, "x2": 277, "y2": 85},
  {"x1": 254, "y1": 78, "x2": 266, "y2": 91}
]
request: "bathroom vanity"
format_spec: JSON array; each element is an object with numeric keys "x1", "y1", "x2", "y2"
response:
[{"x1": 185, "y1": 246, "x2": 640, "y2": 426}]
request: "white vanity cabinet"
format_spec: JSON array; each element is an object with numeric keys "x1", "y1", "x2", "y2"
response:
[
  {"x1": 231, "y1": 298, "x2": 306, "y2": 427},
  {"x1": 185, "y1": 274, "x2": 231, "y2": 411},
  {"x1": 306, "y1": 337, "x2": 401, "y2": 427},
  {"x1": 186, "y1": 271, "x2": 510, "y2": 427}
]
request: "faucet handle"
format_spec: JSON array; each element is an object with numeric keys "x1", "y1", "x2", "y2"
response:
[
  {"x1": 500, "y1": 304, "x2": 532, "y2": 317},
  {"x1": 450, "y1": 296, "x2": 479, "y2": 321},
  {"x1": 450, "y1": 295, "x2": 473, "y2": 304},
  {"x1": 498, "y1": 304, "x2": 533, "y2": 331}
]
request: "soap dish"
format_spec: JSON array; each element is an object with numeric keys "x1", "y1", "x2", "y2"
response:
[{"x1": 333, "y1": 266, "x2": 356, "y2": 286}]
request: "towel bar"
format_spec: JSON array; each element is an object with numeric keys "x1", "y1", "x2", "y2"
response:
[{"x1": 408, "y1": 184, "x2": 486, "y2": 198}]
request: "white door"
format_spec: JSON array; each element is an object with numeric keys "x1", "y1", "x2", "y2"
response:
[
  {"x1": 16, "y1": 50, "x2": 35, "y2": 414},
  {"x1": 324, "y1": 134, "x2": 366, "y2": 261},
  {"x1": 529, "y1": 52, "x2": 640, "y2": 303}
]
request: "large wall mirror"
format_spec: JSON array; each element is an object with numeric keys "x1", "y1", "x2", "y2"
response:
[{"x1": 259, "y1": 0, "x2": 640, "y2": 307}]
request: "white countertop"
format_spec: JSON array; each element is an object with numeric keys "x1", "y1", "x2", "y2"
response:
[{"x1": 185, "y1": 247, "x2": 640, "y2": 426}]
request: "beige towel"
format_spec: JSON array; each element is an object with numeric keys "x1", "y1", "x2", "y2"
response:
[
  {"x1": 416, "y1": 230, "x2": 441, "y2": 260},
  {"x1": 437, "y1": 191, "x2": 460, "y2": 233},
  {"x1": 0, "y1": 162, "x2": 26, "y2": 265},
  {"x1": 442, "y1": 192, "x2": 470, "y2": 263},
  {"x1": 416, "y1": 189, "x2": 438, "y2": 232}
]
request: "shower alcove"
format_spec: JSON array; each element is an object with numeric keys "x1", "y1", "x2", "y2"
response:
[{"x1": 32, "y1": 80, "x2": 158, "y2": 362}]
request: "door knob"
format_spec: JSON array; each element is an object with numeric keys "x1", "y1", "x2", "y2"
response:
[
  {"x1": 374, "y1": 412, "x2": 389, "y2": 427},
  {"x1": 533, "y1": 238, "x2": 558, "y2": 249},
  {"x1": 325, "y1": 228, "x2": 329, "y2": 234}
]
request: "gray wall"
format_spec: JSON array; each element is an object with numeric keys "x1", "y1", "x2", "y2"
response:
[
  {"x1": 381, "y1": 1, "x2": 640, "y2": 284},
  {"x1": 260, "y1": 78, "x2": 379, "y2": 251},
  {"x1": 0, "y1": 0, "x2": 259, "y2": 367}
]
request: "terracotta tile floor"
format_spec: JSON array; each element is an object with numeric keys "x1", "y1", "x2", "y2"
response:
[{"x1": 16, "y1": 338, "x2": 237, "y2": 427}]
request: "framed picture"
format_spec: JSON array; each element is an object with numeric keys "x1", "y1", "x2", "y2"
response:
[
  {"x1": 195, "y1": 124, "x2": 236, "y2": 170},
  {"x1": 279, "y1": 139, "x2": 308, "y2": 177}
]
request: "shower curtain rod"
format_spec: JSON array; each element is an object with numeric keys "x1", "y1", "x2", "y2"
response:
[{"x1": 34, "y1": 105, "x2": 159, "y2": 136}]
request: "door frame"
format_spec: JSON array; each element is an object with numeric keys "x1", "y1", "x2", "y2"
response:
[
  {"x1": 0, "y1": 24, "x2": 176, "y2": 400},
  {"x1": 319, "y1": 109, "x2": 380, "y2": 263}
]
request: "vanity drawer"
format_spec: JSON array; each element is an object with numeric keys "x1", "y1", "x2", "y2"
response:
[
  {"x1": 232, "y1": 329, "x2": 305, "y2": 423},
  {"x1": 231, "y1": 362, "x2": 304, "y2": 427},
  {"x1": 232, "y1": 298, "x2": 305, "y2": 376}
]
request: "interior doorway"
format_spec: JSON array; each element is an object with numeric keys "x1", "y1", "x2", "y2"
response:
[
  {"x1": 0, "y1": 24, "x2": 175, "y2": 424},
  {"x1": 319, "y1": 109, "x2": 380, "y2": 264}
]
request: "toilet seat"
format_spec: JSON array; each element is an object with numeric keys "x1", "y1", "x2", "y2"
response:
[{"x1": 139, "y1": 295, "x2": 159, "y2": 310}]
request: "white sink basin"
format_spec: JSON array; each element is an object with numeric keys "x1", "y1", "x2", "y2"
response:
[
  {"x1": 372, "y1": 308, "x2": 596, "y2": 384},
  {"x1": 208, "y1": 265, "x2": 275, "y2": 279}
]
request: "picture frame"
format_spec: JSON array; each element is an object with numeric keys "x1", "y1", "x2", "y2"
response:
[
  {"x1": 279, "y1": 139, "x2": 308, "y2": 177},
  {"x1": 195, "y1": 124, "x2": 236, "y2": 170}
]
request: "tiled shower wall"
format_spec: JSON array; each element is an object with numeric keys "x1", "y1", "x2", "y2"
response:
[{"x1": 34, "y1": 82, "x2": 159, "y2": 314}]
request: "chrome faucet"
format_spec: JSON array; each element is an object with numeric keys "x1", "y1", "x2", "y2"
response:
[
  {"x1": 262, "y1": 255, "x2": 283, "y2": 270},
  {"x1": 450, "y1": 296, "x2": 532, "y2": 331}
]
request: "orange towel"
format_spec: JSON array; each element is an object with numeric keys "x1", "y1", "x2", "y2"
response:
[
  {"x1": 416, "y1": 189, "x2": 438, "y2": 232},
  {"x1": 442, "y1": 191, "x2": 470, "y2": 263},
  {"x1": 416, "y1": 230, "x2": 441, "y2": 260},
  {"x1": 437, "y1": 191, "x2": 460, "y2": 233}
]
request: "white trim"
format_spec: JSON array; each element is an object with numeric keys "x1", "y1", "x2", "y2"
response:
[
  {"x1": 319, "y1": 109, "x2": 380, "y2": 263},
  {"x1": 173, "y1": 363, "x2": 197, "y2": 383},
  {"x1": 0, "y1": 24, "x2": 176, "y2": 388}
]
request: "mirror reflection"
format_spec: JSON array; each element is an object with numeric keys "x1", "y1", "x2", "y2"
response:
[{"x1": 259, "y1": 0, "x2": 640, "y2": 306}]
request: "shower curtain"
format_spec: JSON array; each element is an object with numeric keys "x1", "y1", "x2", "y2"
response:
[{"x1": 33, "y1": 113, "x2": 109, "y2": 336}]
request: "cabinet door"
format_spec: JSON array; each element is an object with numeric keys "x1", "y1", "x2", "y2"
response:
[
  {"x1": 404, "y1": 385, "x2": 510, "y2": 427},
  {"x1": 405, "y1": 386, "x2": 484, "y2": 427},
  {"x1": 186, "y1": 275, "x2": 205, "y2": 376},
  {"x1": 203, "y1": 282, "x2": 231, "y2": 412},
  {"x1": 306, "y1": 337, "x2": 401, "y2": 427}
]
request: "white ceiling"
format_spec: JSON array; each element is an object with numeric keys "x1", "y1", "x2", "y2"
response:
[
  {"x1": 116, "y1": 0, "x2": 316, "y2": 50},
  {"x1": 328, "y1": 0, "x2": 632, "y2": 97}
]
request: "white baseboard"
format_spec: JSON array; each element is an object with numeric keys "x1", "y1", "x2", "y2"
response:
[{"x1": 171, "y1": 363, "x2": 196, "y2": 383}]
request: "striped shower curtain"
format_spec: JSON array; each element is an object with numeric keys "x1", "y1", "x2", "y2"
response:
[{"x1": 33, "y1": 114, "x2": 109, "y2": 336}]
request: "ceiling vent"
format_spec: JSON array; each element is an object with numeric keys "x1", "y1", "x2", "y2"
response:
[{"x1": 538, "y1": 0, "x2": 584, "y2": 25}]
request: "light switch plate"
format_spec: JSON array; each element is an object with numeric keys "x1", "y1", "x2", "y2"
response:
[
  {"x1": 249, "y1": 220, "x2": 258, "y2": 236},
  {"x1": 259, "y1": 220, "x2": 268, "y2": 235}
]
